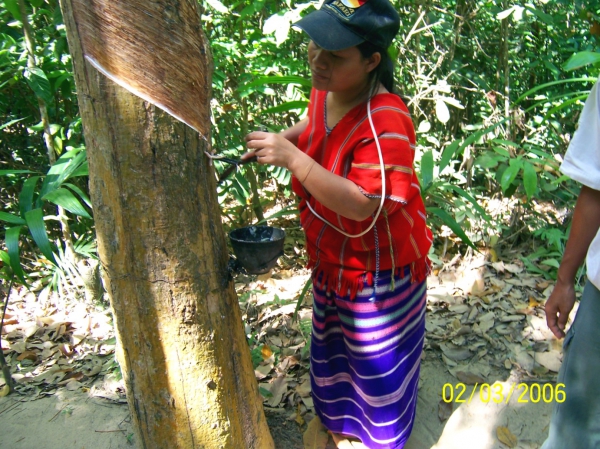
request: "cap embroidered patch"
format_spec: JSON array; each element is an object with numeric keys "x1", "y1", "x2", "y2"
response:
[
  {"x1": 326, "y1": 0, "x2": 368, "y2": 19},
  {"x1": 342, "y1": 0, "x2": 367, "y2": 7}
]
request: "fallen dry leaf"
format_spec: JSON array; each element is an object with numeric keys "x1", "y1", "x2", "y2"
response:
[
  {"x1": 296, "y1": 380, "x2": 312, "y2": 398},
  {"x1": 440, "y1": 343, "x2": 472, "y2": 362},
  {"x1": 303, "y1": 415, "x2": 329, "y2": 449},
  {"x1": 66, "y1": 379, "x2": 82, "y2": 391},
  {"x1": 496, "y1": 426, "x2": 517, "y2": 448},
  {"x1": 301, "y1": 396, "x2": 314, "y2": 410},
  {"x1": 295, "y1": 404, "x2": 305, "y2": 426},
  {"x1": 535, "y1": 350, "x2": 562, "y2": 372},
  {"x1": 438, "y1": 399, "x2": 453, "y2": 421},
  {"x1": 16, "y1": 350, "x2": 38, "y2": 362},
  {"x1": 261, "y1": 345, "x2": 273, "y2": 359},
  {"x1": 529, "y1": 296, "x2": 543, "y2": 308},
  {"x1": 254, "y1": 363, "x2": 273, "y2": 380},
  {"x1": 456, "y1": 371, "x2": 485, "y2": 385},
  {"x1": 268, "y1": 375, "x2": 288, "y2": 407},
  {"x1": 487, "y1": 248, "x2": 498, "y2": 262},
  {"x1": 0, "y1": 384, "x2": 10, "y2": 397},
  {"x1": 503, "y1": 263, "x2": 523, "y2": 274},
  {"x1": 9, "y1": 341, "x2": 26, "y2": 354}
]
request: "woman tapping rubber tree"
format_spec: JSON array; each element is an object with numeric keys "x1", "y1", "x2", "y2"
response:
[{"x1": 244, "y1": 1, "x2": 432, "y2": 447}]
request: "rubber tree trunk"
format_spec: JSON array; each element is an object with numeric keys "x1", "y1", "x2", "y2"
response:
[{"x1": 58, "y1": 1, "x2": 274, "y2": 448}]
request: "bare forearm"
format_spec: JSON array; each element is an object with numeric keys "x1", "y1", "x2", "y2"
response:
[
  {"x1": 289, "y1": 152, "x2": 379, "y2": 221},
  {"x1": 244, "y1": 130, "x2": 379, "y2": 221},
  {"x1": 557, "y1": 186, "x2": 600, "y2": 284}
]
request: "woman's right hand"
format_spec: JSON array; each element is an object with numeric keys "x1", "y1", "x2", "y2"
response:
[{"x1": 244, "y1": 131, "x2": 306, "y2": 170}]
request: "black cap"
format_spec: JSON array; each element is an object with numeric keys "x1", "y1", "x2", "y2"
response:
[{"x1": 293, "y1": 0, "x2": 400, "y2": 51}]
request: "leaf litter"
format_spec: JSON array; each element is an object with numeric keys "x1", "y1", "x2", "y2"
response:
[
  {"x1": 0, "y1": 289, "x2": 124, "y2": 402},
  {"x1": 1, "y1": 248, "x2": 565, "y2": 447}
]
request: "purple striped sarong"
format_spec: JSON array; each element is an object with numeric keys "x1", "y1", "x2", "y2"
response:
[{"x1": 310, "y1": 268, "x2": 427, "y2": 449}]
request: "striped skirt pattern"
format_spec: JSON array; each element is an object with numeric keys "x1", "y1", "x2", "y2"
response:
[{"x1": 310, "y1": 269, "x2": 427, "y2": 449}]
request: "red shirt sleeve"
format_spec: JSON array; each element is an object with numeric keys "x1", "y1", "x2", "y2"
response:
[{"x1": 346, "y1": 103, "x2": 417, "y2": 205}]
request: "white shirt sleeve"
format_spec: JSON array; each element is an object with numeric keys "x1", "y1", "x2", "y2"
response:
[
  {"x1": 560, "y1": 79, "x2": 600, "y2": 191},
  {"x1": 560, "y1": 79, "x2": 600, "y2": 290}
]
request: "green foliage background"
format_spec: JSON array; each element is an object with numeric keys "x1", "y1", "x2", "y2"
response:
[{"x1": 1, "y1": 0, "x2": 599, "y2": 291}]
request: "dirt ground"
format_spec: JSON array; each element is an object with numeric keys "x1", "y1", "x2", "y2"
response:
[
  {"x1": 0, "y1": 255, "x2": 565, "y2": 449},
  {"x1": 0, "y1": 356, "x2": 555, "y2": 449}
]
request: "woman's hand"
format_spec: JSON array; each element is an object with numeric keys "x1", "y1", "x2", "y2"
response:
[
  {"x1": 243, "y1": 130, "x2": 378, "y2": 221},
  {"x1": 243, "y1": 131, "x2": 303, "y2": 169}
]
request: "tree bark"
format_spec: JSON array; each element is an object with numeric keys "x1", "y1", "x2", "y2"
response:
[{"x1": 58, "y1": 1, "x2": 275, "y2": 448}]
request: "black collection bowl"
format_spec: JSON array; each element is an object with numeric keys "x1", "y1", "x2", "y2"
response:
[{"x1": 229, "y1": 226, "x2": 286, "y2": 274}]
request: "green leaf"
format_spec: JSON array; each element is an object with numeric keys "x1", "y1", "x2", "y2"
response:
[
  {"x1": 39, "y1": 149, "x2": 87, "y2": 199},
  {"x1": 435, "y1": 99, "x2": 450, "y2": 124},
  {"x1": 439, "y1": 96, "x2": 464, "y2": 109},
  {"x1": 262, "y1": 100, "x2": 308, "y2": 115},
  {"x1": 263, "y1": 13, "x2": 291, "y2": 45},
  {"x1": 19, "y1": 176, "x2": 41, "y2": 216},
  {"x1": 564, "y1": 52, "x2": 600, "y2": 71},
  {"x1": 63, "y1": 183, "x2": 93, "y2": 209},
  {"x1": 0, "y1": 250, "x2": 10, "y2": 266},
  {"x1": 24, "y1": 208, "x2": 57, "y2": 265},
  {"x1": 238, "y1": 75, "x2": 312, "y2": 95},
  {"x1": 0, "y1": 212, "x2": 26, "y2": 225},
  {"x1": 515, "y1": 78, "x2": 596, "y2": 104},
  {"x1": 420, "y1": 150, "x2": 434, "y2": 189},
  {"x1": 232, "y1": 170, "x2": 251, "y2": 202},
  {"x1": 522, "y1": 162, "x2": 538, "y2": 199},
  {"x1": 444, "y1": 185, "x2": 491, "y2": 222},
  {"x1": 439, "y1": 140, "x2": 460, "y2": 174},
  {"x1": 205, "y1": 0, "x2": 228, "y2": 13},
  {"x1": 491, "y1": 139, "x2": 520, "y2": 149},
  {"x1": 5, "y1": 226, "x2": 27, "y2": 285},
  {"x1": 70, "y1": 160, "x2": 89, "y2": 177},
  {"x1": 23, "y1": 67, "x2": 54, "y2": 106},
  {"x1": 259, "y1": 387, "x2": 273, "y2": 398},
  {"x1": 519, "y1": 256, "x2": 552, "y2": 279},
  {"x1": 501, "y1": 163, "x2": 521, "y2": 193},
  {"x1": 256, "y1": 205, "x2": 298, "y2": 225},
  {"x1": 540, "y1": 258, "x2": 560, "y2": 268},
  {"x1": 524, "y1": 6, "x2": 554, "y2": 25},
  {"x1": 496, "y1": 7, "x2": 515, "y2": 20},
  {"x1": 0, "y1": 117, "x2": 25, "y2": 131},
  {"x1": 544, "y1": 94, "x2": 590, "y2": 119},
  {"x1": 0, "y1": 169, "x2": 35, "y2": 176},
  {"x1": 474, "y1": 153, "x2": 500, "y2": 169},
  {"x1": 4, "y1": 0, "x2": 22, "y2": 21},
  {"x1": 293, "y1": 278, "x2": 313, "y2": 322},
  {"x1": 42, "y1": 188, "x2": 92, "y2": 218},
  {"x1": 427, "y1": 207, "x2": 477, "y2": 250}
]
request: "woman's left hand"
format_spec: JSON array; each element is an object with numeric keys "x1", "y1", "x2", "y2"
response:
[{"x1": 243, "y1": 131, "x2": 302, "y2": 169}]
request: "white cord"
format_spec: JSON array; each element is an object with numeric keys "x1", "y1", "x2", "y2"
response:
[{"x1": 306, "y1": 98, "x2": 386, "y2": 238}]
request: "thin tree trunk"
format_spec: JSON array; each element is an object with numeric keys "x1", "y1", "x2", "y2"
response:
[
  {"x1": 18, "y1": 0, "x2": 77, "y2": 263},
  {"x1": 501, "y1": 0, "x2": 511, "y2": 141},
  {"x1": 0, "y1": 280, "x2": 15, "y2": 395},
  {"x1": 58, "y1": 1, "x2": 275, "y2": 447}
]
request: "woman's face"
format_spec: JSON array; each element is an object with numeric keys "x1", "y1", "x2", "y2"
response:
[{"x1": 307, "y1": 41, "x2": 379, "y2": 94}]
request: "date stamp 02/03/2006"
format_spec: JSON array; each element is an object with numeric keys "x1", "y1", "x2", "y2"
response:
[{"x1": 442, "y1": 382, "x2": 566, "y2": 405}]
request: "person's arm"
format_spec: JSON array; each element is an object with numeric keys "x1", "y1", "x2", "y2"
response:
[
  {"x1": 243, "y1": 131, "x2": 379, "y2": 221},
  {"x1": 279, "y1": 117, "x2": 309, "y2": 146},
  {"x1": 546, "y1": 185, "x2": 600, "y2": 338}
]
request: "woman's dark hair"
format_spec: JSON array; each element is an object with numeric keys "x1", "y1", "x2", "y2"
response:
[{"x1": 357, "y1": 40, "x2": 395, "y2": 98}]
